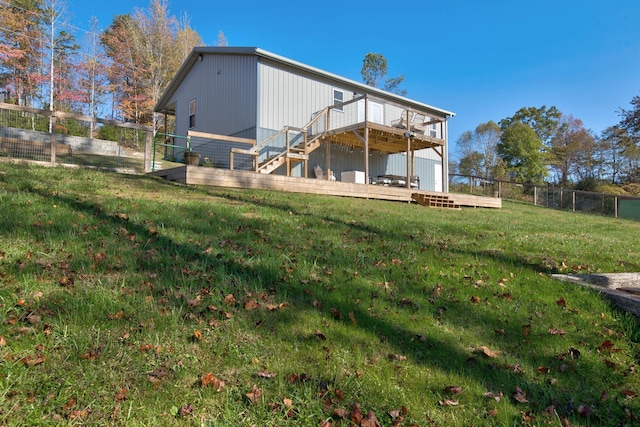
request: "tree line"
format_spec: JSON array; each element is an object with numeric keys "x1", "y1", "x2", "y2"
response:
[
  {"x1": 0, "y1": 0, "x2": 226, "y2": 130},
  {"x1": 455, "y1": 102, "x2": 640, "y2": 189}
]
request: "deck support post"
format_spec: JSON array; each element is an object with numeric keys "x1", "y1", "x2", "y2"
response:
[
  {"x1": 325, "y1": 140, "x2": 331, "y2": 181},
  {"x1": 406, "y1": 137, "x2": 411, "y2": 189},
  {"x1": 364, "y1": 127, "x2": 369, "y2": 185}
]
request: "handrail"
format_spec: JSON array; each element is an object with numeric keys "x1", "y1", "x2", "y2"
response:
[{"x1": 152, "y1": 132, "x2": 191, "y2": 172}]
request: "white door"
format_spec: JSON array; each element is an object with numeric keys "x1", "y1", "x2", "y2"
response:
[
  {"x1": 357, "y1": 100, "x2": 384, "y2": 124},
  {"x1": 434, "y1": 164, "x2": 442, "y2": 192}
]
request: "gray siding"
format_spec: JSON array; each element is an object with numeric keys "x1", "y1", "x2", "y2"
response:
[
  {"x1": 257, "y1": 60, "x2": 355, "y2": 133},
  {"x1": 171, "y1": 54, "x2": 258, "y2": 139}
]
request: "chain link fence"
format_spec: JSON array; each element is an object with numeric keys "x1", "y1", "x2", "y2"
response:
[{"x1": 450, "y1": 174, "x2": 640, "y2": 220}]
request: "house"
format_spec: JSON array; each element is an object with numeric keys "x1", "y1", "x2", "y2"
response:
[{"x1": 154, "y1": 47, "x2": 455, "y2": 192}]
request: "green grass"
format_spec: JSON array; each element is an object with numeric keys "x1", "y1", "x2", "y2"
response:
[{"x1": 0, "y1": 162, "x2": 638, "y2": 426}]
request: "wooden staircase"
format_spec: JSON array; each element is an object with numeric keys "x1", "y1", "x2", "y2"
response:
[
  {"x1": 230, "y1": 106, "x2": 330, "y2": 175},
  {"x1": 411, "y1": 193, "x2": 461, "y2": 209}
]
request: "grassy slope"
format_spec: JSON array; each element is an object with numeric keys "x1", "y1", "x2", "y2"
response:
[{"x1": 0, "y1": 163, "x2": 638, "y2": 426}]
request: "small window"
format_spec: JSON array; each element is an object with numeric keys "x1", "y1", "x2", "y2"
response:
[
  {"x1": 425, "y1": 117, "x2": 437, "y2": 138},
  {"x1": 189, "y1": 99, "x2": 196, "y2": 128},
  {"x1": 333, "y1": 89, "x2": 344, "y2": 112},
  {"x1": 428, "y1": 122, "x2": 437, "y2": 138}
]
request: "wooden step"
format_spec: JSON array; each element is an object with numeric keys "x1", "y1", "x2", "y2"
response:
[{"x1": 411, "y1": 193, "x2": 461, "y2": 210}]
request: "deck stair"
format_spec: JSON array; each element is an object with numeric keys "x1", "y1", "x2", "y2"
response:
[
  {"x1": 412, "y1": 193, "x2": 461, "y2": 209},
  {"x1": 231, "y1": 106, "x2": 330, "y2": 175}
]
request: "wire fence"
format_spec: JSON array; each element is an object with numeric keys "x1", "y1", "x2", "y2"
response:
[
  {"x1": 0, "y1": 103, "x2": 154, "y2": 173},
  {"x1": 449, "y1": 174, "x2": 640, "y2": 221}
]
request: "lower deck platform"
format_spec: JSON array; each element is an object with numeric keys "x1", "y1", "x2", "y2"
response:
[{"x1": 150, "y1": 166, "x2": 502, "y2": 209}]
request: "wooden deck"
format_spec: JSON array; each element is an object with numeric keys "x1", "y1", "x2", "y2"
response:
[{"x1": 150, "y1": 166, "x2": 501, "y2": 209}]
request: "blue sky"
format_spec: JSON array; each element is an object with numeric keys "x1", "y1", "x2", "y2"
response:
[{"x1": 67, "y1": 0, "x2": 640, "y2": 159}]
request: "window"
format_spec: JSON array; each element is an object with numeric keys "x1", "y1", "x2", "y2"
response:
[
  {"x1": 189, "y1": 99, "x2": 196, "y2": 128},
  {"x1": 426, "y1": 117, "x2": 437, "y2": 138},
  {"x1": 333, "y1": 89, "x2": 344, "y2": 112}
]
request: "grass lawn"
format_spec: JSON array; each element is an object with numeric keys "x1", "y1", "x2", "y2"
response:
[{"x1": 0, "y1": 162, "x2": 638, "y2": 426}]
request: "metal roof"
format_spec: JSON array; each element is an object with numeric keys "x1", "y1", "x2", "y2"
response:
[{"x1": 154, "y1": 47, "x2": 455, "y2": 118}]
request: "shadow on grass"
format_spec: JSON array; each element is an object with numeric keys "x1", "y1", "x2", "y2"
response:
[{"x1": 1, "y1": 167, "x2": 637, "y2": 425}]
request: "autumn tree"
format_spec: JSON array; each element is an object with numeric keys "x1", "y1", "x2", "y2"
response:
[
  {"x1": 0, "y1": 0, "x2": 46, "y2": 106},
  {"x1": 101, "y1": 0, "x2": 201, "y2": 126},
  {"x1": 547, "y1": 115, "x2": 596, "y2": 185},
  {"x1": 456, "y1": 120, "x2": 501, "y2": 178},
  {"x1": 497, "y1": 121, "x2": 547, "y2": 184},
  {"x1": 361, "y1": 52, "x2": 406, "y2": 96}
]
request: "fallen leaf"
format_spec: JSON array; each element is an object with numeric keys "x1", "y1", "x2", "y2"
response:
[
  {"x1": 484, "y1": 391, "x2": 503, "y2": 402},
  {"x1": 315, "y1": 330, "x2": 326, "y2": 341},
  {"x1": 68, "y1": 407, "x2": 91, "y2": 420},
  {"x1": 438, "y1": 399, "x2": 459, "y2": 406},
  {"x1": 313, "y1": 300, "x2": 323, "y2": 311},
  {"x1": 193, "y1": 330, "x2": 202, "y2": 341},
  {"x1": 444, "y1": 385, "x2": 462, "y2": 395},
  {"x1": 470, "y1": 295, "x2": 481, "y2": 304},
  {"x1": 224, "y1": 294, "x2": 236, "y2": 305},
  {"x1": 557, "y1": 297, "x2": 567, "y2": 307},
  {"x1": 20, "y1": 355, "x2": 45, "y2": 366},
  {"x1": 179, "y1": 403, "x2": 194, "y2": 416},
  {"x1": 488, "y1": 407, "x2": 499, "y2": 417},
  {"x1": 350, "y1": 403, "x2": 364, "y2": 424},
  {"x1": 245, "y1": 299, "x2": 260, "y2": 310},
  {"x1": 330, "y1": 308, "x2": 341, "y2": 320},
  {"x1": 537, "y1": 366, "x2": 551, "y2": 374},
  {"x1": 200, "y1": 372, "x2": 225, "y2": 391},
  {"x1": 361, "y1": 410, "x2": 382, "y2": 427},
  {"x1": 388, "y1": 353, "x2": 407, "y2": 361},
  {"x1": 512, "y1": 386, "x2": 528, "y2": 403},
  {"x1": 115, "y1": 389, "x2": 128, "y2": 401},
  {"x1": 245, "y1": 384, "x2": 262, "y2": 404},
  {"x1": 332, "y1": 407, "x2": 349, "y2": 419},
  {"x1": 108, "y1": 309, "x2": 125, "y2": 320},
  {"x1": 0, "y1": 335, "x2": 6, "y2": 347},
  {"x1": 621, "y1": 389, "x2": 637, "y2": 398},
  {"x1": 548, "y1": 328, "x2": 566, "y2": 335},
  {"x1": 187, "y1": 295, "x2": 202, "y2": 307},
  {"x1": 578, "y1": 405, "x2": 593, "y2": 417},
  {"x1": 256, "y1": 369, "x2": 277, "y2": 379},
  {"x1": 475, "y1": 346, "x2": 500, "y2": 358}
]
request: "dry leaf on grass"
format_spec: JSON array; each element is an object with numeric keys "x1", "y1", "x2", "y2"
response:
[
  {"x1": 475, "y1": 346, "x2": 500, "y2": 358},
  {"x1": 245, "y1": 384, "x2": 262, "y2": 404}
]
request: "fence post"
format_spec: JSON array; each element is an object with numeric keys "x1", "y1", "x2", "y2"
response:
[
  {"x1": 50, "y1": 114, "x2": 56, "y2": 165},
  {"x1": 533, "y1": 186, "x2": 537, "y2": 206},
  {"x1": 615, "y1": 196, "x2": 618, "y2": 218},
  {"x1": 572, "y1": 191, "x2": 576, "y2": 212},
  {"x1": 144, "y1": 130, "x2": 153, "y2": 173}
]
